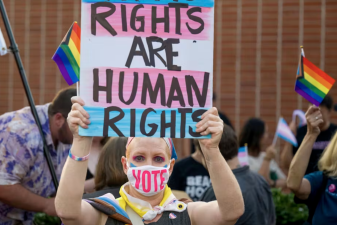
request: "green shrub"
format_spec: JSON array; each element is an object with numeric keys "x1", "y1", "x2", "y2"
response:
[
  {"x1": 272, "y1": 188, "x2": 309, "y2": 225},
  {"x1": 33, "y1": 213, "x2": 61, "y2": 225}
]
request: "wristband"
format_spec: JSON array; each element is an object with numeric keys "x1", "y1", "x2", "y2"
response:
[{"x1": 69, "y1": 150, "x2": 90, "y2": 161}]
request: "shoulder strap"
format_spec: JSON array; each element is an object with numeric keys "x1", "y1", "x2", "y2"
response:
[{"x1": 307, "y1": 172, "x2": 329, "y2": 224}]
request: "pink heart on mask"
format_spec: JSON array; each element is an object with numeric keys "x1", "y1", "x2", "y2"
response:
[{"x1": 329, "y1": 184, "x2": 336, "y2": 193}]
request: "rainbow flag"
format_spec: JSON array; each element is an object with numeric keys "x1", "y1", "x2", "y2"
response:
[
  {"x1": 295, "y1": 48, "x2": 335, "y2": 106},
  {"x1": 52, "y1": 22, "x2": 81, "y2": 85},
  {"x1": 275, "y1": 118, "x2": 297, "y2": 147},
  {"x1": 238, "y1": 145, "x2": 249, "y2": 166}
]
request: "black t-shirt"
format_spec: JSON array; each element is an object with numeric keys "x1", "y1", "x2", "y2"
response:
[
  {"x1": 200, "y1": 166, "x2": 276, "y2": 225},
  {"x1": 168, "y1": 156, "x2": 210, "y2": 201},
  {"x1": 293, "y1": 123, "x2": 337, "y2": 175}
]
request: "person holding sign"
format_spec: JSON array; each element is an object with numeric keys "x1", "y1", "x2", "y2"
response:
[{"x1": 55, "y1": 97, "x2": 244, "y2": 225}]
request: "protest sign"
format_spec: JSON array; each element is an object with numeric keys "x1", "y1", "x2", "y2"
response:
[{"x1": 79, "y1": 0, "x2": 214, "y2": 138}]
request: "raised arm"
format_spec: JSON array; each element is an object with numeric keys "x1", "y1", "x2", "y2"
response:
[
  {"x1": 188, "y1": 108, "x2": 244, "y2": 225},
  {"x1": 280, "y1": 121, "x2": 297, "y2": 176},
  {"x1": 55, "y1": 97, "x2": 102, "y2": 225},
  {"x1": 258, "y1": 146, "x2": 286, "y2": 188},
  {"x1": 258, "y1": 145, "x2": 276, "y2": 185},
  {"x1": 287, "y1": 106, "x2": 322, "y2": 200}
]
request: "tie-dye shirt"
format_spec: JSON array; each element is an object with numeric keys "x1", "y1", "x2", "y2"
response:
[{"x1": 0, "y1": 104, "x2": 71, "y2": 225}]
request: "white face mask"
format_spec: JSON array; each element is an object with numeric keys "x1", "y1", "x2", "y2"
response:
[{"x1": 126, "y1": 160, "x2": 171, "y2": 197}]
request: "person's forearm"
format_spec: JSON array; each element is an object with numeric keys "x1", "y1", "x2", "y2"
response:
[
  {"x1": 0, "y1": 184, "x2": 51, "y2": 214},
  {"x1": 258, "y1": 159, "x2": 272, "y2": 185},
  {"x1": 203, "y1": 149, "x2": 244, "y2": 222},
  {"x1": 55, "y1": 137, "x2": 92, "y2": 219},
  {"x1": 280, "y1": 143, "x2": 293, "y2": 176},
  {"x1": 287, "y1": 134, "x2": 317, "y2": 191}
]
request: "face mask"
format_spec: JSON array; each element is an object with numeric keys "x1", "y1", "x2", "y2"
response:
[{"x1": 126, "y1": 160, "x2": 171, "y2": 197}]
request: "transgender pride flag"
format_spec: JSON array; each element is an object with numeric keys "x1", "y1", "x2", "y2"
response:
[
  {"x1": 238, "y1": 145, "x2": 249, "y2": 166},
  {"x1": 275, "y1": 118, "x2": 298, "y2": 147}
]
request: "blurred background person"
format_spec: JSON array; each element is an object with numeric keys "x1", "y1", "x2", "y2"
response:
[
  {"x1": 84, "y1": 136, "x2": 110, "y2": 193},
  {"x1": 83, "y1": 137, "x2": 128, "y2": 199},
  {"x1": 239, "y1": 118, "x2": 286, "y2": 188},
  {"x1": 169, "y1": 139, "x2": 210, "y2": 201},
  {"x1": 282, "y1": 96, "x2": 337, "y2": 176},
  {"x1": 201, "y1": 124, "x2": 276, "y2": 225},
  {"x1": 287, "y1": 105, "x2": 337, "y2": 225},
  {"x1": 0, "y1": 88, "x2": 76, "y2": 224}
]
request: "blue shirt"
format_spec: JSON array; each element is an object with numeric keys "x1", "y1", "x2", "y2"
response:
[
  {"x1": 305, "y1": 171, "x2": 337, "y2": 225},
  {"x1": 0, "y1": 104, "x2": 71, "y2": 225}
]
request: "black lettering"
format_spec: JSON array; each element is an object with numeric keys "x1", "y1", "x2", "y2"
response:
[
  {"x1": 185, "y1": 72, "x2": 209, "y2": 107},
  {"x1": 146, "y1": 36, "x2": 167, "y2": 67},
  {"x1": 125, "y1": 36, "x2": 150, "y2": 68},
  {"x1": 160, "y1": 110, "x2": 176, "y2": 137},
  {"x1": 168, "y1": 3, "x2": 188, "y2": 35},
  {"x1": 130, "y1": 109, "x2": 136, "y2": 137},
  {"x1": 103, "y1": 106, "x2": 125, "y2": 137},
  {"x1": 165, "y1": 39, "x2": 181, "y2": 71},
  {"x1": 141, "y1": 73, "x2": 166, "y2": 106},
  {"x1": 189, "y1": 109, "x2": 207, "y2": 137},
  {"x1": 130, "y1": 4, "x2": 145, "y2": 32},
  {"x1": 91, "y1": 2, "x2": 117, "y2": 36},
  {"x1": 119, "y1": 71, "x2": 138, "y2": 105},
  {"x1": 167, "y1": 77, "x2": 185, "y2": 108},
  {"x1": 178, "y1": 108, "x2": 192, "y2": 138},
  {"x1": 186, "y1": 7, "x2": 204, "y2": 35},
  {"x1": 140, "y1": 108, "x2": 158, "y2": 136},
  {"x1": 121, "y1": 4, "x2": 128, "y2": 32},
  {"x1": 152, "y1": 6, "x2": 169, "y2": 34},
  {"x1": 93, "y1": 68, "x2": 113, "y2": 103}
]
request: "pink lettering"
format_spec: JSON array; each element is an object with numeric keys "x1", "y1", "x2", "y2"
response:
[
  {"x1": 142, "y1": 171, "x2": 151, "y2": 192},
  {"x1": 160, "y1": 169, "x2": 167, "y2": 190},
  {"x1": 133, "y1": 170, "x2": 141, "y2": 189},
  {"x1": 151, "y1": 170, "x2": 160, "y2": 192}
]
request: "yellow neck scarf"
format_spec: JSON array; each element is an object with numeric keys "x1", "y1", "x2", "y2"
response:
[{"x1": 117, "y1": 183, "x2": 187, "y2": 221}]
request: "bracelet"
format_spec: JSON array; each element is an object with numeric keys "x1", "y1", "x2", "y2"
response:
[{"x1": 69, "y1": 150, "x2": 90, "y2": 161}]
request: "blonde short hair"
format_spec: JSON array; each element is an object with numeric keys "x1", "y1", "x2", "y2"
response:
[{"x1": 318, "y1": 131, "x2": 337, "y2": 177}]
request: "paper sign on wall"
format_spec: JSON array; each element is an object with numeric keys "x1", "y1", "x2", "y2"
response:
[{"x1": 79, "y1": 0, "x2": 214, "y2": 138}]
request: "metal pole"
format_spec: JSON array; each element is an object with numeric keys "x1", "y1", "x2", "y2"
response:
[{"x1": 0, "y1": 0, "x2": 59, "y2": 190}]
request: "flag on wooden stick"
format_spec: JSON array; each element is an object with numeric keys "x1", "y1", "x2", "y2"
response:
[
  {"x1": 52, "y1": 22, "x2": 81, "y2": 85},
  {"x1": 295, "y1": 46, "x2": 335, "y2": 106}
]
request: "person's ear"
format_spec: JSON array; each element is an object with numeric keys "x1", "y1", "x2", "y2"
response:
[
  {"x1": 121, "y1": 156, "x2": 128, "y2": 175},
  {"x1": 169, "y1": 159, "x2": 175, "y2": 176},
  {"x1": 53, "y1": 112, "x2": 65, "y2": 129}
]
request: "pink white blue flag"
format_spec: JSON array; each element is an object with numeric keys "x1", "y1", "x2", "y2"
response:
[
  {"x1": 276, "y1": 118, "x2": 298, "y2": 147},
  {"x1": 292, "y1": 110, "x2": 307, "y2": 128},
  {"x1": 238, "y1": 145, "x2": 249, "y2": 166}
]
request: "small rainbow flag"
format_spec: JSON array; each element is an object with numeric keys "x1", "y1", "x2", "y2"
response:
[
  {"x1": 238, "y1": 145, "x2": 249, "y2": 166},
  {"x1": 52, "y1": 22, "x2": 80, "y2": 85},
  {"x1": 275, "y1": 118, "x2": 297, "y2": 147},
  {"x1": 295, "y1": 47, "x2": 335, "y2": 106}
]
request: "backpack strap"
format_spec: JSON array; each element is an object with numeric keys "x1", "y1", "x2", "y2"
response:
[{"x1": 307, "y1": 172, "x2": 329, "y2": 224}]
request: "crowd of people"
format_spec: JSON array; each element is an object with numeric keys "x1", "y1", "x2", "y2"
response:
[{"x1": 0, "y1": 87, "x2": 337, "y2": 225}]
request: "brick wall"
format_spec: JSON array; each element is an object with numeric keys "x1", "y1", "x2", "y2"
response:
[{"x1": 0, "y1": 0, "x2": 336, "y2": 159}]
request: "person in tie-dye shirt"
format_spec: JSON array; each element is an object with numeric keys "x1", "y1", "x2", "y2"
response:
[{"x1": 0, "y1": 88, "x2": 76, "y2": 225}]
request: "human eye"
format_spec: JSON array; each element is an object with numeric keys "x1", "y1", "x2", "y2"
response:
[
  {"x1": 153, "y1": 156, "x2": 165, "y2": 163},
  {"x1": 133, "y1": 156, "x2": 145, "y2": 162}
]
